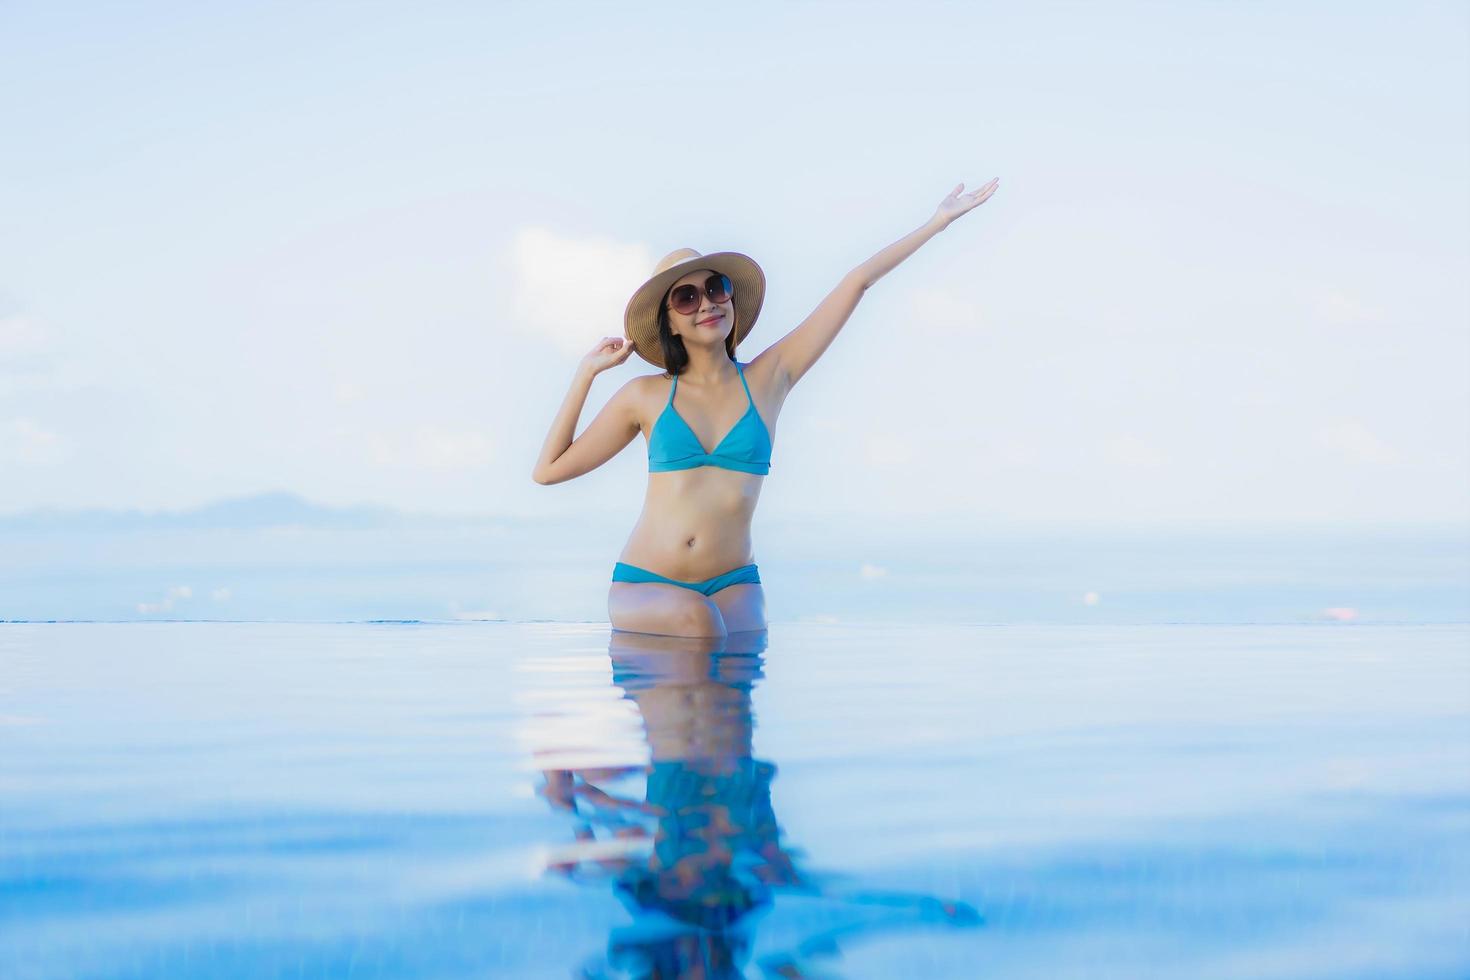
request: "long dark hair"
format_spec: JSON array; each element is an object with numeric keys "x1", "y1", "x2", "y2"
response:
[{"x1": 657, "y1": 287, "x2": 737, "y2": 377}]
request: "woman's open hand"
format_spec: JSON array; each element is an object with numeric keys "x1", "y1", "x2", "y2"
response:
[
  {"x1": 579, "y1": 335, "x2": 637, "y2": 377},
  {"x1": 932, "y1": 177, "x2": 999, "y2": 230}
]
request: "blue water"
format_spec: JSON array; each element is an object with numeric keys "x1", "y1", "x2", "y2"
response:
[
  {"x1": 3, "y1": 621, "x2": 1467, "y2": 978},
  {"x1": 2, "y1": 520, "x2": 1466, "y2": 625}
]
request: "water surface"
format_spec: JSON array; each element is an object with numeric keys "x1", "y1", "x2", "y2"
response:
[{"x1": 2, "y1": 621, "x2": 1467, "y2": 978}]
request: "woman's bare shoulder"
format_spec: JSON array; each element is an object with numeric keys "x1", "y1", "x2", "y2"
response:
[
  {"x1": 624, "y1": 371, "x2": 672, "y2": 428},
  {"x1": 630, "y1": 370, "x2": 672, "y2": 395}
]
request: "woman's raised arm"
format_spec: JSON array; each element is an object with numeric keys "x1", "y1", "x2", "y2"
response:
[
  {"x1": 532, "y1": 336, "x2": 640, "y2": 486},
  {"x1": 763, "y1": 178, "x2": 999, "y2": 389}
]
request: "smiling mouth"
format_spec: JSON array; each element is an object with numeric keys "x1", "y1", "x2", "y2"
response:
[{"x1": 697, "y1": 315, "x2": 724, "y2": 325}]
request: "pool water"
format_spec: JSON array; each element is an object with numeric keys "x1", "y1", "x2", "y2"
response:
[{"x1": 2, "y1": 621, "x2": 1468, "y2": 978}]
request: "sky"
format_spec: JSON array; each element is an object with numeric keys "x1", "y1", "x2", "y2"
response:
[{"x1": 1, "y1": 0, "x2": 1466, "y2": 527}]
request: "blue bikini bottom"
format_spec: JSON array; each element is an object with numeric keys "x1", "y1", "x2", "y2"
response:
[{"x1": 611, "y1": 561, "x2": 761, "y2": 597}]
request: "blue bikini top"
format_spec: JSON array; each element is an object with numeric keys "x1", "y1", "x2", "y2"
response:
[{"x1": 648, "y1": 361, "x2": 773, "y2": 475}]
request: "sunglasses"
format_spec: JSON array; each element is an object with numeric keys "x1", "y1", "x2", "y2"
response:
[{"x1": 666, "y1": 273, "x2": 733, "y2": 316}]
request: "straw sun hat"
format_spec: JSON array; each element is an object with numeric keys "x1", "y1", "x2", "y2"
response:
[{"x1": 623, "y1": 248, "x2": 766, "y2": 369}]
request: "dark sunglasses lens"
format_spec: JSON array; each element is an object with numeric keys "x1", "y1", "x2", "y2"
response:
[
  {"x1": 670, "y1": 284, "x2": 700, "y2": 314},
  {"x1": 706, "y1": 274, "x2": 732, "y2": 303}
]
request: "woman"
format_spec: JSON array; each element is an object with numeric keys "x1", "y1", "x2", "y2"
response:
[{"x1": 532, "y1": 178, "x2": 999, "y2": 637}]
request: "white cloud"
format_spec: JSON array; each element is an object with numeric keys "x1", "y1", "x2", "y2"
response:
[
  {"x1": 905, "y1": 285, "x2": 986, "y2": 335},
  {"x1": 1316, "y1": 420, "x2": 1400, "y2": 465},
  {"x1": 369, "y1": 425, "x2": 496, "y2": 469},
  {"x1": 0, "y1": 312, "x2": 99, "y2": 398},
  {"x1": 0, "y1": 314, "x2": 55, "y2": 359},
  {"x1": 0, "y1": 418, "x2": 67, "y2": 464},
  {"x1": 859, "y1": 562, "x2": 888, "y2": 580},
  {"x1": 982, "y1": 438, "x2": 1043, "y2": 468},
  {"x1": 1233, "y1": 387, "x2": 1282, "y2": 409},
  {"x1": 510, "y1": 227, "x2": 655, "y2": 356},
  {"x1": 863, "y1": 432, "x2": 915, "y2": 468},
  {"x1": 136, "y1": 584, "x2": 193, "y2": 615},
  {"x1": 1305, "y1": 288, "x2": 1384, "y2": 325},
  {"x1": 1097, "y1": 432, "x2": 1168, "y2": 469},
  {"x1": 332, "y1": 381, "x2": 365, "y2": 404}
]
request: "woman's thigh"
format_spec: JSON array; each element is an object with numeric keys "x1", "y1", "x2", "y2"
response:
[
  {"x1": 608, "y1": 582, "x2": 727, "y2": 638},
  {"x1": 710, "y1": 583, "x2": 767, "y2": 634}
]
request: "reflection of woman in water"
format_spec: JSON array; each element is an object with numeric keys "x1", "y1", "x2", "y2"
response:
[
  {"x1": 536, "y1": 630, "x2": 979, "y2": 978},
  {"x1": 531, "y1": 179, "x2": 999, "y2": 638}
]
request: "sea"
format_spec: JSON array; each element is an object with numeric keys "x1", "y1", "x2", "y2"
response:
[{"x1": 1, "y1": 507, "x2": 1467, "y2": 977}]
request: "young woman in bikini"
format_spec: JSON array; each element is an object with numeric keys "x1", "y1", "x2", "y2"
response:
[{"x1": 532, "y1": 177, "x2": 999, "y2": 637}]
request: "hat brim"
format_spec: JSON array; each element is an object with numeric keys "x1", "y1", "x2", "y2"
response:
[{"x1": 623, "y1": 252, "x2": 765, "y2": 370}]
